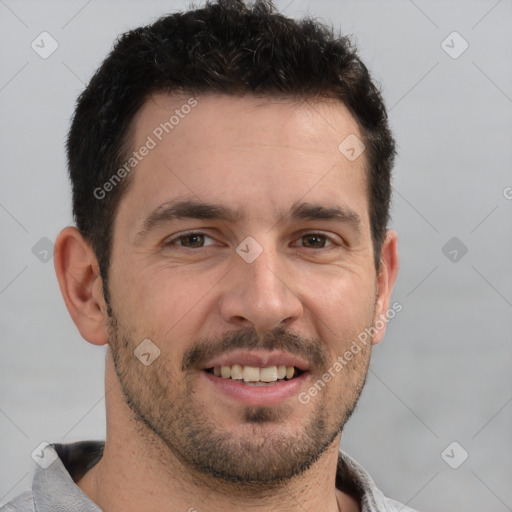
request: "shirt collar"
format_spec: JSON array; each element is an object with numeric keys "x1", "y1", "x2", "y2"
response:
[
  {"x1": 32, "y1": 441, "x2": 392, "y2": 512},
  {"x1": 33, "y1": 443, "x2": 102, "y2": 512}
]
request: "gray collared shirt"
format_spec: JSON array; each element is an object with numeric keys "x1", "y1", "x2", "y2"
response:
[{"x1": 0, "y1": 441, "x2": 419, "y2": 512}]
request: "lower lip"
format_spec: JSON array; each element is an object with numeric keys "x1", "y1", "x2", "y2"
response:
[{"x1": 202, "y1": 371, "x2": 308, "y2": 406}]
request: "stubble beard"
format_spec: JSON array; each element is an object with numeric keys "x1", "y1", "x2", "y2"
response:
[{"x1": 106, "y1": 308, "x2": 372, "y2": 490}]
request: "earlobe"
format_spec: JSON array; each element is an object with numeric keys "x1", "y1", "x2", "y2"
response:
[
  {"x1": 53, "y1": 226, "x2": 109, "y2": 346},
  {"x1": 372, "y1": 230, "x2": 399, "y2": 345}
]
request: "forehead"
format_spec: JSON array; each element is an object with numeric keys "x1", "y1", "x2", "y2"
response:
[
  {"x1": 131, "y1": 92, "x2": 363, "y2": 153},
  {"x1": 116, "y1": 92, "x2": 369, "y2": 233}
]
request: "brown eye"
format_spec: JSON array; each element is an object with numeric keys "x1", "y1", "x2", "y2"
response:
[
  {"x1": 180, "y1": 234, "x2": 205, "y2": 247},
  {"x1": 169, "y1": 233, "x2": 214, "y2": 248},
  {"x1": 300, "y1": 234, "x2": 329, "y2": 248}
]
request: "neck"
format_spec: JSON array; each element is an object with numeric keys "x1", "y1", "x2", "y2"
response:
[{"x1": 77, "y1": 357, "x2": 360, "y2": 512}]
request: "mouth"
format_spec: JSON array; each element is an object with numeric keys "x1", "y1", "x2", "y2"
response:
[
  {"x1": 199, "y1": 351, "x2": 310, "y2": 406},
  {"x1": 204, "y1": 364, "x2": 304, "y2": 385}
]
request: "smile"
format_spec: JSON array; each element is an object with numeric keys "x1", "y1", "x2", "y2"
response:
[{"x1": 205, "y1": 365, "x2": 303, "y2": 384}]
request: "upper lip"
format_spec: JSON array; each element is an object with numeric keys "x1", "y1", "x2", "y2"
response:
[{"x1": 200, "y1": 350, "x2": 310, "y2": 372}]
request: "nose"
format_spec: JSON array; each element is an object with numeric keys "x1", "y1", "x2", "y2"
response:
[{"x1": 218, "y1": 248, "x2": 303, "y2": 332}]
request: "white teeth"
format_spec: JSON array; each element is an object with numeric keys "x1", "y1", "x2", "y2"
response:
[
  {"x1": 231, "y1": 364, "x2": 243, "y2": 380},
  {"x1": 210, "y1": 364, "x2": 298, "y2": 382},
  {"x1": 243, "y1": 366, "x2": 260, "y2": 382},
  {"x1": 260, "y1": 366, "x2": 278, "y2": 382}
]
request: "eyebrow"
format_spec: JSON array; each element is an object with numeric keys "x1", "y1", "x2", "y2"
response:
[
  {"x1": 134, "y1": 199, "x2": 362, "y2": 244},
  {"x1": 288, "y1": 202, "x2": 362, "y2": 233},
  {"x1": 134, "y1": 200, "x2": 241, "y2": 244}
]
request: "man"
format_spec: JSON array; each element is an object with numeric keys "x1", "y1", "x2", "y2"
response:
[{"x1": 2, "y1": 0, "x2": 415, "y2": 510}]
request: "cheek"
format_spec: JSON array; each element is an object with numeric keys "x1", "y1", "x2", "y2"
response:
[
  {"x1": 111, "y1": 261, "x2": 204, "y2": 326},
  {"x1": 111, "y1": 264, "x2": 225, "y2": 371},
  {"x1": 307, "y1": 291, "x2": 375, "y2": 377},
  {"x1": 300, "y1": 268, "x2": 376, "y2": 332}
]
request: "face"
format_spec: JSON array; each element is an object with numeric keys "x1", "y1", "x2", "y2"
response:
[{"x1": 106, "y1": 93, "x2": 383, "y2": 486}]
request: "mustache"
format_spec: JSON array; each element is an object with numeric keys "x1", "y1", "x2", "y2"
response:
[{"x1": 181, "y1": 327, "x2": 328, "y2": 372}]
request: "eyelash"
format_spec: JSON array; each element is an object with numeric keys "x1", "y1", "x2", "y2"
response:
[
  {"x1": 165, "y1": 232, "x2": 217, "y2": 248},
  {"x1": 164, "y1": 231, "x2": 338, "y2": 249}
]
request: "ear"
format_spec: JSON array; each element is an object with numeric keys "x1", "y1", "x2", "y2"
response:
[
  {"x1": 54, "y1": 226, "x2": 109, "y2": 346},
  {"x1": 371, "y1": 229, "x2": 399, "y2": 345}
]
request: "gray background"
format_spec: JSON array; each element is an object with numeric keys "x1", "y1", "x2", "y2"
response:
[{"x1": 1, "y1": 1, "x2": 511, "y2": 511}]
